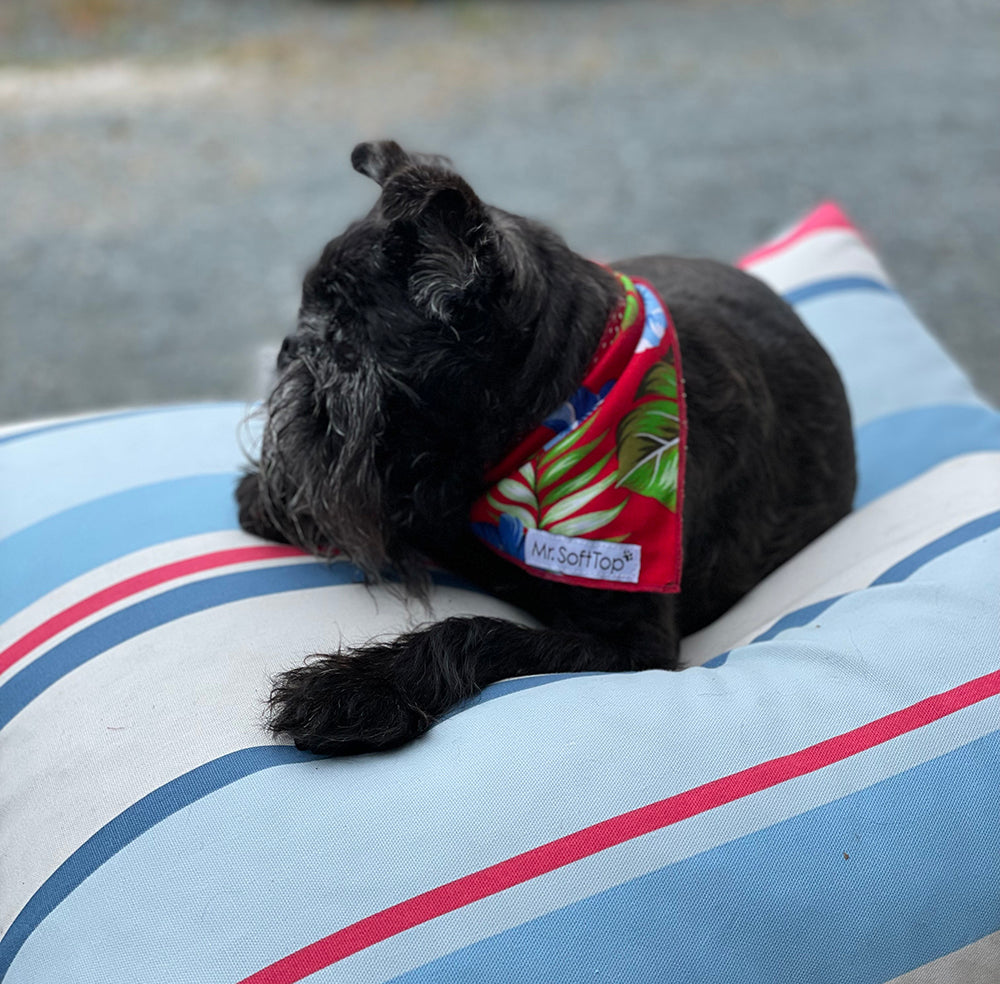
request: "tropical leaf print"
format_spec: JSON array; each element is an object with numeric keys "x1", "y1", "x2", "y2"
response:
[
  {"x1": 495, "y1": 473, "x2": 538, "y2": 508},
  {"x1": 485, "y1": 414, "x2": 629, "y2": 538},
  {"x1": 542, "y1": 470, "x2": 618, "y2": 526},
  {"x1": 533, "y1": 417, "x2": 627, "y2": 533},
  {"x1": 548, "y1": 500, "x2": 627, "y2": 538},
  {"x1": 536, "y1": 413, "x2": 600, "y2": 485},
  {"x1": 486, "y1": 462, "x2": 539, "y2": 529},
  {"x1": 539, "y1": 449, "x2": 613, "y2": 511},
  {"x1": 615, "y1": 359, "x2": 681, "y2": 511},
  {"x1": 636, "y1": 354, "x2": 677, "y2": 401},
  {"x1": 538, "y1": 433, "x2": 604, "y2": 490},
  {"x1": 486, "y1": 495, "x2": 537, "y2": 530}
]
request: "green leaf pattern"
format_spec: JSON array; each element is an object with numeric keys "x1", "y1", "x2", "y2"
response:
[
  {"x1": 614, "y1": 359, "x2": 681, "y2": 511},
  {"x1": 542, "y1": 470, "x2": 618, "y2": 526},
  {"x1": 548, "y1": 500, "x2": 627, "y2": 538},
  {"x1": 487, "y1": 353, "x2": 681, "y2": 539}
]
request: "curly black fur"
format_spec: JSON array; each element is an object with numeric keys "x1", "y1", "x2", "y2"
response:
[{"x1": 238, "y1": 140, "x2": 856, "y2": 755}]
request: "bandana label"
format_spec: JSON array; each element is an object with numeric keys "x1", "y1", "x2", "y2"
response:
[
  {"x1": 470, "y1": 272, "x2": 687, "y2": 594},
  {"x1": 524, "y1": 529, "x2": 642, "y2": 584}
]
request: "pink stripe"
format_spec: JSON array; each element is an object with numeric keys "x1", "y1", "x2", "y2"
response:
[
  {"x1": 737, "y1": 200, "x2": 856, "y2": 268},
  {"x1": 0, "y1": 545, "x2": 307, "y2": 675},
  {"x1": 239, "y1": 668, "x2": 1000, "y2": 984}
]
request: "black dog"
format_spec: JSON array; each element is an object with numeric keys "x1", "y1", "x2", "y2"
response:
[{"x1": 237, "y1": 140, "x2": 856, "y2": 755}]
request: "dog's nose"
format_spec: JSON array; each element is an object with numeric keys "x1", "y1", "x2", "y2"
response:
[{"x1": 277, "y1": 335, "x2": 298, "y2": 370}]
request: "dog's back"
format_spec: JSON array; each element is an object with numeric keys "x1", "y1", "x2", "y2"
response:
[{"x1": 619, "y1": 255, "x2": 856, "y2": 632}]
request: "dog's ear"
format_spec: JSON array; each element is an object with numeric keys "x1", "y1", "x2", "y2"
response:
[
  {"x1": 351, "y1": 141, "x2": 410, "y2": 186},
  {"x1": 351, "y1": 140, "x2": 453, "y2": 188},
  {"x1": 380, "y1": 167, "x2": 497, "y2": 323}
]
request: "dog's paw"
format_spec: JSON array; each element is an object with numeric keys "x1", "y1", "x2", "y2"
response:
[
  {"x1": 266, "y1": 651, "x2": 434, "y2": 755},
  {"x1": 235, "y1": 471, "x2": 288, "y2": 544}
]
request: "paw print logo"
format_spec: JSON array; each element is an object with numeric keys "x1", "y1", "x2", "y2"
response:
[{"x1": 622, "y1": 550, "x2": 633, "y2": 563}]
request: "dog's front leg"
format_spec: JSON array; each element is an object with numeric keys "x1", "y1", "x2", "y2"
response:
[
  {"x1": 235, "y1": 470, "x2": 292, "y2": 544},
  {"x1": 267, "y1": 594, "x2": 678, "y2": 755}
]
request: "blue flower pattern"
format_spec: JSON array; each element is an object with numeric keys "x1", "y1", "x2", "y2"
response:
[
  {"x1": 541, "y1": 379, "x2": 616, "y2": 450},
  {"x1": 471, "y1": 512, "x2": 526, "y2": 560}
]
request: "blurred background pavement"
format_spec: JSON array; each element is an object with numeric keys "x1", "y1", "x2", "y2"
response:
[{"x1": 1, "y1": 0, "x2": 997, "y2": 423}]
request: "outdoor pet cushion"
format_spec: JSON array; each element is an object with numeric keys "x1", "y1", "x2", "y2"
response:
[{"x1": 1, "y1": 203, "x2": 998, "y2": 984}]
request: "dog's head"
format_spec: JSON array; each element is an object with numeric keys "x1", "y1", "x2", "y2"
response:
[{"x1": 253, "y1": 141, "x2": 616, "y2": 585}]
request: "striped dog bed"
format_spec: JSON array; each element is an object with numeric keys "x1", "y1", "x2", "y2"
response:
[{"x1": 2, "y1": 204, "x2": 998, "y2": 984}]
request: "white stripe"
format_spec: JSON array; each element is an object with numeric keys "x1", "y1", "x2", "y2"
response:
[
  {"x1": 885, "y1": 929, "x2": 1000, "y2": 984},
  {"x1": 682, "y1": 451, "x2": 1000, "y2": 666},
  {"x1": 743, "y1": 228, "x2": 892, "y2": 296}
]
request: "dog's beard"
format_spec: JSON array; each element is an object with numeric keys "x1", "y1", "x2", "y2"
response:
[{"x1": 254, "y1": 354, "x2": 403, "y2": 583}]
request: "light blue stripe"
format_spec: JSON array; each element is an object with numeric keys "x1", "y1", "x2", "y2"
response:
[
  {"x1": 0, "y1": 403, "x2": 253, "y2": 538},
  {"x1": 790, "y1": 290, "x2": 985, "y2": 427},
  {"x1": 392, "y1": 729, "x2": 1000, "y2": 984},
  {"x1": 854, "y1": 404, "x2": 1000, "y2": 507},
  {"x1": 0, "y1": 474, "x2": 241, "y2": 622}
]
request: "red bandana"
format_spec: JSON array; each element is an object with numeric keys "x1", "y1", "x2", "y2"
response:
[{"x1": 470, "y1": 272, "x2": 688, "y2": 593}]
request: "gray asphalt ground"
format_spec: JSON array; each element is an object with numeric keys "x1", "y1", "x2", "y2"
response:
[{"x1": 1, "y1": 0, "x2": 998, "y2": 423}]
